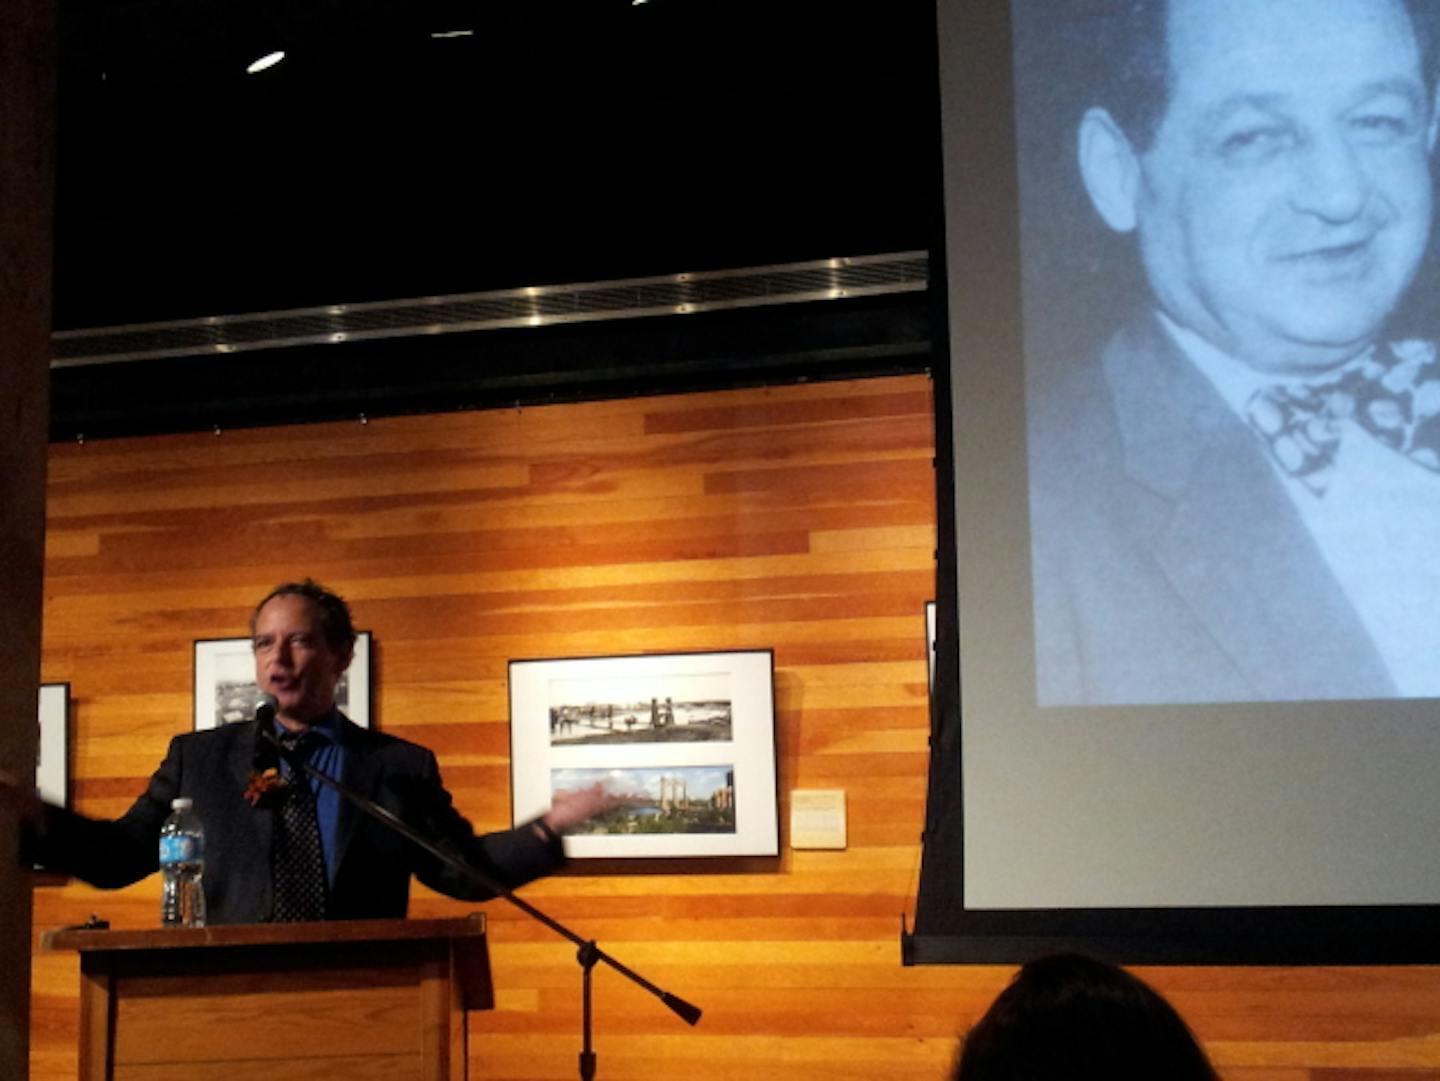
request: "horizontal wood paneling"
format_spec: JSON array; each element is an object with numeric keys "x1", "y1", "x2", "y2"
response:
[{"x1": 29, "y1": 375, "x2": 1440, "y2": 1081}]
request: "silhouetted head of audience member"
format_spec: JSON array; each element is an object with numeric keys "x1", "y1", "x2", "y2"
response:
[{"x1": 952, "y1": 952, "x2": 1219, "y2": 1081}]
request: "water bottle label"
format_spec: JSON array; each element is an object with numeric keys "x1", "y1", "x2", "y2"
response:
[{"x1": 160, "y1": 835, "x2": 202, "y2": 864}]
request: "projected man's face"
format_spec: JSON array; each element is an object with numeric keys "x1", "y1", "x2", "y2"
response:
[{"x1": 1091, "y1": 0, "x2": 1438, "y2": 374}]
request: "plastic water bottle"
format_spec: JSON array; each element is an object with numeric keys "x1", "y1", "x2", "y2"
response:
[{"x1": 159, "y1": 797, "x2": 206, "y2": 927}]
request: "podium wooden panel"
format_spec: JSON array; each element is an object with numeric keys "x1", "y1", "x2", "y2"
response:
[{"x1": 45, "y1": 915, "x2": 491, "y2": 1081}]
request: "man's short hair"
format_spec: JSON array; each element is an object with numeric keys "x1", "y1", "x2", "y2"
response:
[
  {"x1": 251, "y1": 579, "x2": 358, "y2": 656},
  {"x1": 1088, "y1": 0, "x2": 1440, "y2": 152}
]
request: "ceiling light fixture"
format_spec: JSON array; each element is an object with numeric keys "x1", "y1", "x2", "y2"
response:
[{"x1": 246, "y1": 50, "x2": 286, "y2": 74}]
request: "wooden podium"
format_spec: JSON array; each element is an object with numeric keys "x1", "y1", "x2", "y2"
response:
[{"x1": 45, "y1": 915, "x2": 492, "y2": 1081}]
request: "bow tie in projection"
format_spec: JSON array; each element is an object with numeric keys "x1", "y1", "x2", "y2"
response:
[{"x1": 1245, "y1": 339, "x2": 1440, "y2": 494}]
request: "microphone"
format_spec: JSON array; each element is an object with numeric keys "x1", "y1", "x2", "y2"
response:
[{"x1": 249, "y1": 695, "x2": 283, "y2": 789}]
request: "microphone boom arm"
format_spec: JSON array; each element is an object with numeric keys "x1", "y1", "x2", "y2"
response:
[{"x1": 259, "y1": 726, "x2": 702, "y2": 1027}]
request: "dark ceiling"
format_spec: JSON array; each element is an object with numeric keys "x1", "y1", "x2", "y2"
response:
[
  {"x1": 50, "y1": 0, "x2": 939, "y2": 438},
  {"x1": 55, "y1": 0, "x2": 937, "y2": 327}
]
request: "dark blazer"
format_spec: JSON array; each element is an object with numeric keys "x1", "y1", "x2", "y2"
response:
[
  {"x1": 1028, "y1": 315, "x2": 1396, "y2": 706},
  {"x1": 28, "y1": 715, "x2": 564, "y2": 923}
]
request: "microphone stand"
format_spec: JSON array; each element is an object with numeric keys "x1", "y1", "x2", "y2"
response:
[{"x1": 260, "y1": 726, "x2": 701, "y2": 1080}]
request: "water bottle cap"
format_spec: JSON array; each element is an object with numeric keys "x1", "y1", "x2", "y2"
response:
[{"x1": 171, "y1": 797, "x2": 193, "y2": 811}]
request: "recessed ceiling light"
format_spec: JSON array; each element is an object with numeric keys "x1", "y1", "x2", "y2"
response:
[
  {"x1": 430, "y1": 29, "x2": 475, "y2": 38},
  {"x1": 246, "y1": 50, "x2": 285, "y2": 75}
]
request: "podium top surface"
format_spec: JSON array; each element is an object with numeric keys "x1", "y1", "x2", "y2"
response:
[{"x1": 44, "y1": 913, "x2": 486, "y2": 954}]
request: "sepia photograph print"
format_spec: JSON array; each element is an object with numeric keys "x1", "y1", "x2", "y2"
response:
[
  {"x1": 547, "y1": 670, "x2": 734, "y2": 746},
  {"x1": 193, "y1": 631, "x2": 372, "y2": 730},
  {"x1": 511, "y1": 650, "x2": 778, "y2": 858}
]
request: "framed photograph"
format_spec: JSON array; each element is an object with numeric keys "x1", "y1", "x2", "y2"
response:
[
  {"x1": 37, "y1": 683, "x2": 69, "y2": 807},
  {"x1": 925, "y1": 601, "x2": 937, "y2": 692},
  {"x1": 193, "y1": 632, "x2": 372, "y2": 730},
  {"x1": 509, "y1": 650, "x2": 779, "y2": 858}
]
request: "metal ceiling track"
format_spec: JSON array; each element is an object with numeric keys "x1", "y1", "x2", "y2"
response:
[{"x1": 51, "y1": 251, "x2": 929, "y2": 368}]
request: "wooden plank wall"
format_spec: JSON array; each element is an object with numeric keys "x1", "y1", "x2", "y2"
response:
[{"x1": 26, "y1": 374, "x2": 1440, "y2": 1081}]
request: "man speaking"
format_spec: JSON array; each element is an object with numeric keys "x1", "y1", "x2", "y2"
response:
[
  {"x1": 4, "y1": 580, "x2": 609, "y2": 923},
  {"x1": 1028, "y1": 0, "x2": 1440, "y2": 705}
]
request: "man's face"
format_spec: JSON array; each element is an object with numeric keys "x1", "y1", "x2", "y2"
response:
[
  {"x1": 1135, "y1": 0, "x2": 1436, "y2": 373},
  {"x1": 252, "y1": 594, "x2": 350, "y2": 726}
]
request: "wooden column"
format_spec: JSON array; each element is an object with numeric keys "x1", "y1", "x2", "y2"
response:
[{"x1": 0, "y1": 0, "x2": 55, "y2": 1078}]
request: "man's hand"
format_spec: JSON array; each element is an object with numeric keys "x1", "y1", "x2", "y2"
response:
[
  {"x1": 0, "y1": 768, "x2": 45, "y2": 828},
  {"x1": 542, "y1": 783, "x2": 617, "y2": 836}
]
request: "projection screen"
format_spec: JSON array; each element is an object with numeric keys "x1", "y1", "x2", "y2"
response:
[{"x1": 911, "y1": 0, "x2": 1440, "y2": 962}]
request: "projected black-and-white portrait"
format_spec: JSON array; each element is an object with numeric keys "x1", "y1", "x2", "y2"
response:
[{"x1": 1021, "y1": 0, "x2": 1440, "y2": 706}]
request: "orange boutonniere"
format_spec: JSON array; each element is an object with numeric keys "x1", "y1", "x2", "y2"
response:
[{"x1": 243, "y1": 767, "x2": 289, "y2": 808}]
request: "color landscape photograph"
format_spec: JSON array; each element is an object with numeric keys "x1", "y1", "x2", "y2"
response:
[{"x1": 553, "y1": 766, "x2": 737, "y2": 835}]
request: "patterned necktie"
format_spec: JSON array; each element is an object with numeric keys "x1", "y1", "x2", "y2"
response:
[
  {"x1": 1245, "y1": 339, "x2": 1440, "y2": 494},
  {"x1": 271, "y1": 730, "x2": 328, "y2": 922}
]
